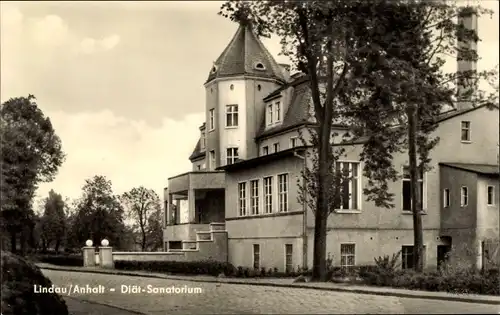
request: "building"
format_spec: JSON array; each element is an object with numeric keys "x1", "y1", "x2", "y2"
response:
[{"x1": 164, "y1": 16, "x2": 499, "y2": 272}]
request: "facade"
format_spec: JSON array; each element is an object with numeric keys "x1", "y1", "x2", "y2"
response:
[{"x1": 164, "y1": 19, "x2": 499, "y2": 271}]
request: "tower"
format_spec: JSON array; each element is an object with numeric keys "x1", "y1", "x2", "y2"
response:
[{"x1": 202, "y1": 22, "x2": 288, "y2": 169}]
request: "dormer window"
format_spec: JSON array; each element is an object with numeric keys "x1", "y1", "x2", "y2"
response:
[
  {"x1": 211, "y1": 65, "x2": 218, "y2": 74},
  {"x1": 266, "y1": 100, "x2": 282, "y2": 126},
  {"x1": 254, "y1": 62, "x2": 266, "y2": 70}
]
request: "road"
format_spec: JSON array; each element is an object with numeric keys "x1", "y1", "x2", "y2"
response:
[{"x1": 42, "y1": 269, "x2": 499, "y2": 315}]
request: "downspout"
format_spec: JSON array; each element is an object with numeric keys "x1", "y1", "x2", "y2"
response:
[{"x1": 294, "y1": 150, "x2": 308, "y2": 271}]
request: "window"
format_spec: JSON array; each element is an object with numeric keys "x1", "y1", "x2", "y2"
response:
[
  {"x1": 461, "y1": 121, "x2": 470, "y2": 141},
  {"x1": 285, "y1": 244, "x2": 293, "y2": 274},
  {"x1": 201, "y1": 131, "x2": 206, "y2": 150},
  {"x1": 255, "y1": 62, "x2": 265, "y2": 70},
  {"x1": 257, "y1": 84, "x2": 261, "y2": 91},
  {"x1": 290, "y1": 137, "x2": 298, "y2": 148},
  {"x1": 253, "y1": 244, "x2": 260, "y2": 269},
  {"x1": 197, "y1": 165, "x2": 201, "y2": 171},
  {"x1": 278, "y1": 174, "x2": 288, "y2": 212},
  {"x1": 461, "y1": 186, "x2": 468, "y2": 207},
  {"x1": 264, "y1": 176, "x2": 273, "y2": 213},
  {"x1": 275, "y1": 101, "x2": 281, "y2": 122},
  {"x1": 209, "y1": 150, "x2": 216, "y2": 170},
  {"x1": 402, "y1": 246, "x2": 414, "y2": 270},
  {"x1": 443, "y1": 189, "x2": 450, "y2": 208},
  {"x1": 340, "y1": 244, "x2": 355, "y2": 270},
  {"x1": 402, "y1": 166, "x2": 424, "y2": 212},
  {"x1": 487, "y1": 186, "x2": 495, "y2": 205},
  {"x1": 238, "y1": 182, "x2": 247, "y2": 216},
  {"x1": 335, "y1": 162, "x2": 360, "y2": 210},
  {"x1": 209, "y1": 109, "x2": 215, "y2": 130},
  {"x1": 262, "y1": 146, "x2": 269, "y2": 155},
  {"x1": 267, "y1": 104, "x2": 273, "y2": 126},
  {"x1": 230, "y1": 84, "x2": 234, "y2": 90},
  {"x1": 250, "y1": 180, "x2": 260, "y2": 215},
  {"x1": 273, "y1": 142, "x2": 280, "y2": 152},
  {"x1": 226, "y1": 147, "x2": 238, "y2": 165},
  {"x1": 226, "y1": 104, "x2": 238, "y2": 127}
]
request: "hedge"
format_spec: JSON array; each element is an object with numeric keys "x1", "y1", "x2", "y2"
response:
[
  {"x1": 32, "y1": 254, "x2": 83, "y2": 267},
  {"x1": 115, "y1": 260, "x2": 233, "y2": 276},
  {"x1": 363, "y1": 268, "x2": 499, "y2": 295},
  {"x1": 2, "y1": 251, "x2": 69, "y2": 315}
]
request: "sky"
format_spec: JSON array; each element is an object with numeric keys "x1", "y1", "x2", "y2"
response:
[{"x1": 1, "y1": 1, "x2": 498, "y2": 204}]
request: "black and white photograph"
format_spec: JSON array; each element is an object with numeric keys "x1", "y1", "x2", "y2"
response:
[{"x1": 1, "y1": 1, "x2": 499, "y2": 314}]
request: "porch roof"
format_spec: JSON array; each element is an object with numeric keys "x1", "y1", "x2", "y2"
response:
[
  {"x1": 167, "y1": 171, "x2": 226, "y2": 194},
  {"x1": 439, "y1": 163, "x2": 499, "y2": 176}
]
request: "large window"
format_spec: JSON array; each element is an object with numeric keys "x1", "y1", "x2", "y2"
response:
[
  {"x1": 461, "y1": 121, "x2": 470, "y2": 142},
  {"x1": 278, "y1": 174, "x2": 288, "y2": 212},
  {"x1": 340, "y1": 244, "x2": 355, "y2": 270},
  {"x1": 266, "y1": 101, "x2": 281, "y2": 125},
  {"x1": 250, "y1": 180, "x2": 260, "y2": 215},
  {"x1": 335, "y1": 162, "x2": 360, "y2": 210},
  {"x1": 226, "y1": 147, "x2": 239, "y2": 165},
  {"x1": 285, "y1": 244, "x2": 293, "y2": 274},
  {"x1": 264, "y1": 176, "x2": 273, "y2": 213},
  {"x1": 267, "y1": 104, "x2": 273, "y2": 126},
  {"x1": 461, "y1": 186, "x2": 468, "y2": 207},
  {"x1": 226, "y1": 104, "x2": 238, "y2": 127},
  {"x1": 209, "y1": 109, "x2": 215, "y2": 130},
  {"x1": 487, "y1": 186, "x2": 495, "y2": 206},
  {"x1": 402, "y1": 166, "x2": 424, "y2": 212},
  {"x1": 402, "y1": 246, "x2": 414, "y2": 270},
  {"x1": 253, "y1": 244, "x2": 260, "y2": 269},
  {"x1": 238, "y1": 182, "x2": 247, "y2": 216}
]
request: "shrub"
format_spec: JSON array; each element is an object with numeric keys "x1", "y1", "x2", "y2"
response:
[
  {"x1": 114, "y1": 260, "x2": 233, "y2": 276},
  {"x1": 2, "y1": 251, "x2": 69, "y2": 315},
  {"x1": 33, "y1": 254, "x2": 83, "y2": 267}
]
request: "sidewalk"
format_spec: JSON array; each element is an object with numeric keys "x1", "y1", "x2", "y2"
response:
[{"x1": 38, "y1": 263, "x2": 500, "y2": 306}]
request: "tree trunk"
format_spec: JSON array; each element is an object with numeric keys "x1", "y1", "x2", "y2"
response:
[
  {"x1": 141, "y1": 227, "x2": 147, "y2": 252},
  {"x1": 55, "y1": 239, "x2": 61, "y2": 254},
  {"x1": 311, "y1": 126, "x2": 331, "y2": 282},
  {"x1": 408, "y1": 104, "x2": 424, "y2": 272},
  {"x1": 20, "y1": 229, "x2": 26, "y2": 256},
  {"x1": 10, "y1": 230, "x2": 17, "y2": 253}
]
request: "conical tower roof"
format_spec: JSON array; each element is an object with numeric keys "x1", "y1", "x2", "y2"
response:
[{"x1": 206, "y1": 23, "x2": 287, "y2": 84}]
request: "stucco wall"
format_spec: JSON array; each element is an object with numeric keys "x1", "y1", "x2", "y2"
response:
[{"x1": 477, "y1": 176, "x2": 500, "y2": 241}]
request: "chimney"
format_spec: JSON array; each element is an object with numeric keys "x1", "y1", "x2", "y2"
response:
[
  {"x1": 279, "y1": 63, "x2": 291, "y2": 81},
  {"x1": 456, "y1": 6, "x2": 478, "y2": 111}
]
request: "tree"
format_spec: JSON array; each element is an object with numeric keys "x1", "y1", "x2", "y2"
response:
[
  {"x1": 220, "y1": 0, "x2": 427, "y2": 281},
  {"x1": 69, "y1": 176, "x2": 126, "y2": 249},
  {"x1": 342, "y1": 2, "x2": 497, "y2": 272},
  {"x1": 0, "y1": 95, "x2": 65, "y2": 254},
  {"x1": 121, "y1": 187, "x2": 163, "y2": 251},
  {"x1": 220, "y1": 0, "x2": 497, "y2": 278},
  {"x1": 39, "y1": 190, "x2": 67, "y2": 253}
]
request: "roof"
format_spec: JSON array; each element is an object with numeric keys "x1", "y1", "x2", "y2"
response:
[
  {"x1": 436, "y1": 103, "x2": 498, "y2": 123},
  {"x1": 189, "y1": 139, "x2": 205, "y2": 161},
  {"x1": 205, "y1": 23, "x2": 286, "y2": 84},
  {"x1": 440, "y1": 163, "x2": 499, "y2": 176},
  {"x1": 217, "y1": 146, "x2": 309, "y2": 172},
  {"x1": 256, "y1": 77, "x2": 314, "y2": 139}
]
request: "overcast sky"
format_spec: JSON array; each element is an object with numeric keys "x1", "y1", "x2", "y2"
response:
[{"x1": 1, "y1": 1, "x2": 498, "y2": 203}]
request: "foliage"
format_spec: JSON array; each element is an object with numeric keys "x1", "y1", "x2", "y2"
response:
[
  {"x1": 364, "y1": 267, "x2": 499, "y2": 296},
  {"x1": 115, "y1": 260, "x2": 233, "y2": 277},
  {"x1": 67, "y1": 175, "x2": 126, "y2": 249},
  {"x1": 30, "y1": 253, "x2": 83, "y2": 267},
  {"x1": 37, "y1": 190, "x2": 67, "y2": 253},
  {"x1": 1, "y1": 250, "x2": 69, "y2": 315},
  {"x1": 121, "y1": 187, "x2": 163, "y2": 251},
  {"x1": 0, "y1": 95, "x2": 65, "y2": 254},
  {"x1": 220, "y1": 0, "x2": 498, "y2": 277}
]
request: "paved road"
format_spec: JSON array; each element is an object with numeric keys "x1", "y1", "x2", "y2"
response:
[{"x1": 42, "y1": 269, "x2": 499, "y2": 314}]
